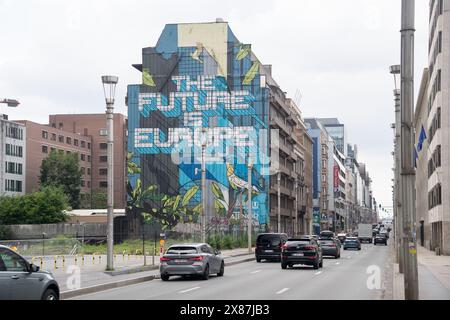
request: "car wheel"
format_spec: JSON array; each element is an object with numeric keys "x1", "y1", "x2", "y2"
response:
[
  {"x1": 385, "y1": 243, "x2": 388, "y2": 246},
  {"x1": 313, "y1": 260, "x2": 319, "y2": 270},
  {"x1": 319, "y1": 259, "x2": 323, "y2": 268},
  {"x1": 161, "y1": 274, "x2": 170, "y2": 281},
  {"x1": 202, "y1": 264, "x2": 210, "y2": 280},
  {"x1": 281, "y1": 263, "x2": 288, "y2": 269},
  {"x1": 217, "y1": 262, "x2": 225, "y2": 277},
  {"x1": 344, "y1": 248, "x2": 347, "y2": 250},
  {"x1": 358, "y1": 248, "x2": 361, "y2": 251},
  {"x1": 42, "y1": 288, "x2": 59, "y2": 300},
  {"x1": 256, "y1": 258, "x2": 261, "y2": 263}
]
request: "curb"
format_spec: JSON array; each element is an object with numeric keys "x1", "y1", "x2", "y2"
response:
[
  {"x1": 105, "y1": 264, "x2": 159, "y2": 276},
  {"x1": 61, "y1": 274, "x2": 158, "y2": 300},
  {"x1": 392, "y1": 263, "x2": 405, "y2": 300},
  {"x1": 61, "y1": 256, "x2": 255, "y2": 299}
]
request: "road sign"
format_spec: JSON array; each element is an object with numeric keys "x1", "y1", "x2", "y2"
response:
[{"x1": 159, "y1": 239, "x2": 165, "y2": 246}]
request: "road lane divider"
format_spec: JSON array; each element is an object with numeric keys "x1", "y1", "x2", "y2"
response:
[
  {"x1": 314, "y1": 271, "x2": 322, "y2": 275},
  {"x1": 179, "y1": 286, "x2": 201, "y2": 294},
  {"x1": 276, "y1": 288, "x2": 290, "y2": 295}
]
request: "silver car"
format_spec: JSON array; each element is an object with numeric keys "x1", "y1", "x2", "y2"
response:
[
  {"x1": 160, "y1": 243, "x2": 224, "y2": 281},
  {"x1": 0, "y1": 245, "x2": 60, "y2": 300}
]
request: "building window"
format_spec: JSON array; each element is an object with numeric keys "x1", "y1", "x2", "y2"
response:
[
  {"x1": 42, "y1": 131, "x2": 48, "y2": 139},
  {"x1": 81, "y1": 167, "x2": 85, "y2": 175},
  {"x1": 58, "y1": 135, "x2": 64, "y2": 143},
  {"x1": 5, "y1": 126, "x2": 23, "y2": 140},
  {"x1": 99, "y1": 168, "x2": 108, "y2": 176},
  {"x1": 80, "y1": 154, "x2": 85, "y2": 161},
  {"x1": 5, "y1": 144, "x2": 23, "y2": 158},
  {"x1": 81, "y1": 180, "x2": 85, "y2": 187},
  {"x1": 74, "y1": 139, "x2": 79, "y2": 147},
  {"x1": 66, "y1": 137, "x2": 72, "y2": 145},
  {"x1": 87, "y1": 181, "x2": 91, "y2": 188},
  {"x1": 428, "y1": 183, "x2": 442, "y2": 210},
  {"x1": 87, "y1": 168, "x2": 91, "y2": 175},
  {"x1": 87, "y1": 155, "x2": 91, "y2": 163},
  {"x1": 58, "y1": 123, "x2": 63, "y2": 129},
  {"x1": 42, "y1": 145, "x2": 48, "y2": 154},
  {"x1": 51, "y1": 133, "x2": 56, "y2": 141},
  {"x1": 100, "y1": 156, "x2": 108, "y2": 162},
  {"x1": 99, "y1": 181, "x2": 108, "y2": 188},
  {"x1": 100, "y1": 143, "x2": 108, "y2": 150},
  {"x1": 66, "y1": 151, "x2": 71, "y2": 155},
  {"x1": 81, "y1": 141, "x2": 86, "y2": 148},
  {"x1": 87, "y1": 143, "x2": 91, "y2": 150}
]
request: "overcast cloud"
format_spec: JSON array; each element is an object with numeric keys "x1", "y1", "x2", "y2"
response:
[{"x1": 0, "y1": 0, "x2": 430, "y2": 218}]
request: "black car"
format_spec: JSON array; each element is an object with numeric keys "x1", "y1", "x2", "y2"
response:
[
  {"x1": 374, "y1": 234, "x2": 388, "y2": 246},
  {"x1": 281, "y1": 237, "x2": 323, "y2": 269},
  {"x1": 255, "y1": 233, "x2": 288, "y2": 262},
  {"x1": 318, "y1": 238, "x2": 341, "y2": 259}
]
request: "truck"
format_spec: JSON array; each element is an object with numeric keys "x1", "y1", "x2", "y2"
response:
[{"x1": 357, "y1": 224, "x2": 373, "y2": 243}]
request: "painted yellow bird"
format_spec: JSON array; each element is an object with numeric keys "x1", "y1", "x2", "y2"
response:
[{"x1": 226, "y1": 163, "x2": 259, "y2": 193}]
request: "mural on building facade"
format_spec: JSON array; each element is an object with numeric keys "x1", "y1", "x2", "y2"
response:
[{"x1": 127, "y1": 23, "x2": 271, "y2": 232}]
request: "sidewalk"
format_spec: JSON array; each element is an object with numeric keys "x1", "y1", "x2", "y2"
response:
[
  {"x1": 392, "y1": 245, "x2": 450, "y2": 300},
  {"x1": 54, "y1": 247, "x2": 255, "y2": 298}
]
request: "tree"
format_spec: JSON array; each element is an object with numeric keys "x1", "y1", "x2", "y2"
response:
[
  {"x1": 40, "y1": 150, "x2": 83, "y2": 209},
  {"x1": 0, "y1": 186, "x2": 69, "y2": 225}
]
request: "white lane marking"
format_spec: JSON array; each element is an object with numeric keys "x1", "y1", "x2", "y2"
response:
[
  {"x1": 276, "y1": 288, "x2": 290, "y2": 295},
  {"x1": 250, "y1": 270, "x2": 262, "y2": 274},
  {"x1": 314, "y1": 271, "x2": 322, "y2": 275},
  {"x1": 335, "y1": 262, "x2": 340, "y2": 265},
  {"x1": 179, "y1": 286, "x2": 201, "y2": 294}
]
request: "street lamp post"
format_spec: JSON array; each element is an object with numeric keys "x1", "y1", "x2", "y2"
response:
[
  {"x1": 247, "y1": 161, "x2": 253, "y2": 253},
  {"x1": 200, "y1": 128, "x2": 207, "y2": 243},
  {"x1": 277, "y1": 171, "x2": 281, "y2": 233},
  {"x1": 400, "y1": 0, "x2": 419, "y2": 300},
  {"x1": 102, "y1": 75, "x2": 118, "y2": 271},
  {"x1": 0, "y1": 99, "x2": 20, "y2": 108}
]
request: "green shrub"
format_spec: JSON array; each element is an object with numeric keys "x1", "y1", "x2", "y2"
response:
[{"x1": 0, "y1": 225, "x2": 11, "y2": 240}]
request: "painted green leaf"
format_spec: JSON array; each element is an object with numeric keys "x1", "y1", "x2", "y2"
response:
[
  {"x1": 182, "y1": 185, "x2": 199, "y2": 207},
  {"x1": 142, "y1": 68, "x2": 156, "y2": 87},
  {"x1": 242, "y1": 61, "x2": 260, "y2": 85},
  {"x1": 173, "y1": 195, "x2": 181, "y2": 211},
  {"x1": 236, "y1": 44, "x2": 251, "y2": 61},
  {"x1": 229, "y1": 179, "x2": 238, "y2": 190},
  {"x1": 193, "y1": 203, "x2": 202, "y2": 213},
  {"x1": 211, "y1": 182, "x2": 225, "y2": 201}
]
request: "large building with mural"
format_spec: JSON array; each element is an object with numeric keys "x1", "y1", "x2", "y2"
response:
[{"x1": 126, "y1": 20, "x2": 312, "y2": 236}]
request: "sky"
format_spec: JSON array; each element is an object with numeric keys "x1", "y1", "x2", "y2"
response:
[{"x1": 0, "y1": 0, "x2": 430, "y2": 219}]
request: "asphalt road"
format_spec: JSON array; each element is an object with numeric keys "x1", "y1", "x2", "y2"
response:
[{"x1": 71, "y1": 242, "x2": 390, "y2": 300}]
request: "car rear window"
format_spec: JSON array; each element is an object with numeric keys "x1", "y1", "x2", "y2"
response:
[
  {"x1": 166, "y1": 246, "x2": 198, "y2": 254},
  {"x1": 257, "y1": 235, "x2": 282, "y2": 246},
  {"x1": 319, "y1": 240, "x2": 334, "y2": 244}
]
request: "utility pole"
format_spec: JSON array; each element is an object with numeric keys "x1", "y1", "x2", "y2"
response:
[
  {"x1": 102, "y1": 75, "x2": 118, "y2": 271},
  {"x1": 400, "y1": 0, "x2": 419, "y2": 300},
  {"x1": 277, "y1": 171, "x2": 281, "y2": 233},
  {"x1": 247, "y1": 161, "x2": 253, "y2": 253},
  {"x1": 395, "y1": 88, "x2": 405, "y2": 273},
  {"x1": 201, "y1": 129, "x2": 207, "y2": 243}
]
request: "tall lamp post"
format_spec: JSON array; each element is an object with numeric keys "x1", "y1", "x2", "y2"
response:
[
  {"x1": 200, "y1": 128, "x2": 207, "y2": 243},
  {"x1": 0, "y1": 99, "x2": 20, "y2": 107},
  {"x1": 400, "y1": 0, "x2": 419, "y2": 300},
  {"x1": 102, "y1": 75, "x2": 118, "y2": 271},
  {"x1": 277, "y1": 171, "x2": 281, "y2": 233},
  {"x1": 247, "y1": 161, "x2": 253, "y2": 253}
]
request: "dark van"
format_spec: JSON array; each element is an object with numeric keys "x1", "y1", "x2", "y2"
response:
[{"x1": 255, "y1": 233, "x2": 288, "y2": 262}]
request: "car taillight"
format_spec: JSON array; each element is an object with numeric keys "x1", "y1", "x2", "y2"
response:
[
  {"x1": 189, "y1": 256, "x2": 204, "y2": 261},
  {"x1": 160, "y1": 257, "x2": 171, "y2": 262},
  {"x1": 281, "y1": 244, "x2": 288, "y2": 251},
  {"x1": 304, "y1": 245, "x2": 315, "y2": 250}
]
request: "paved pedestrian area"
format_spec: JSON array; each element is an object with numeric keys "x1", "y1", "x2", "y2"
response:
[{"x1": 28, "y1": 247, "x2": 254, "y2": 292}]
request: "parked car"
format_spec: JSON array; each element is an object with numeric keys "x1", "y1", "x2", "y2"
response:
[
  {"x1": 159, "y1": 243, "x2": 224, "y2": 281},
  {"x1": 255, "y1": 233, "x2": 288, "y2": 262},
  {"x1": 318, "y1": 238, "x2": 341, "y2": 259},
  {"x1": 281, "y1": 237, "x2": 323, "y2": 269},
  {"x1": 0, "y1": 245, "x2": 60, "y2": 300},
  {"x1": 374, "y1": 234, "x2": 388, "y2": 246},
  {"x1": 343, "y1": 237, "x2": 361, "y2": 250},
  {"x1": 380, "y1": 230, "x2": 389, "y2": 239}
]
